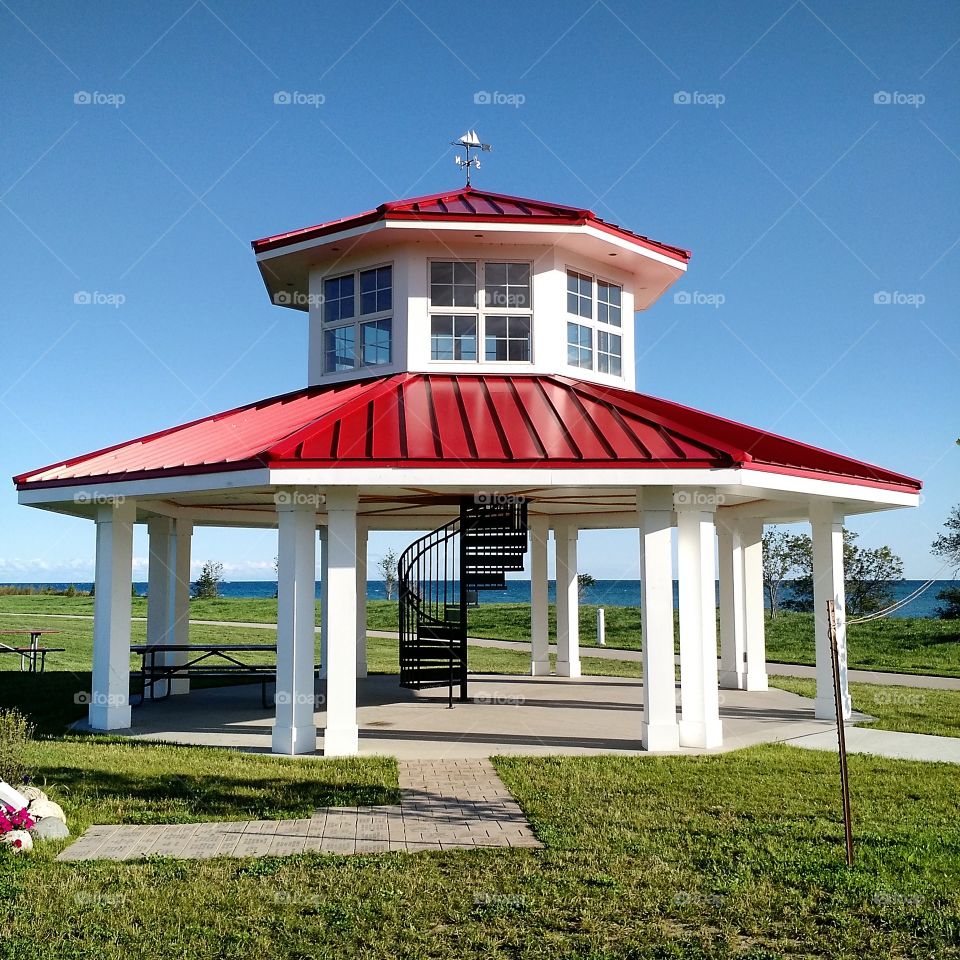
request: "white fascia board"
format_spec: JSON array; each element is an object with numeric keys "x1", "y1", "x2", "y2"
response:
[
  {"x1": 733, "y1": 468, "x2": 921, "y2": 508},
  {"x1": 254, "y1": 221, "x2": 386, "y2": 261},
  {"x1": 17, "y1": 468, "x2": 272, "y2": 506}
]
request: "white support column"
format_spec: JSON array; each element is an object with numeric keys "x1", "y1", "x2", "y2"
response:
[
  {"x1": 146, "y1": 517, "x2": 173, "y2": 648},
  {"x1": 272, "y1": 492, "x2": 318, "y2": 755},
  {"x1": 318, "y1": 524, "x2": 329, "y2": 681},
  {"x1": 717, "y1": 518, "x2": 747, "y2": 690},
  {"x1": 323, "y1": 488, "x2": 360, "y2": 756},
  {"x1": 356, "y1": 524, "x2": 368, "y2": 679},
  {"x1": 529, "y1": 515, "x2": 550, "y2": 676},
  {"x1": 741, "y1": 518, "x2": 768, "y2": 691},
  {"x1": 165, "y1": 518, "x2": 193, "y2": 695},
  {"x1": 811, "y1": 501, "x2": 851, "y2": 720},
  {"x1": 89, "y1": 500, "x2": 136, "y2": 730},
  {"x1": 638, "y1": 488, "x2": 680, "y2": 751},
  {"x1": 554, "y1": 523, "x2": 581, "y2": 678},
  {"x1": 676, "y1": 494, "x2": 723, "y2": 749}
]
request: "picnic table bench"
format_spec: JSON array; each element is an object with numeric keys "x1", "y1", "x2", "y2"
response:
[
  {"x1": 130, "y1": 643, "x2": 317, "y2": 708},
  {"x1": 0, "y1": 629, "x2": 64, "y2": 673}
]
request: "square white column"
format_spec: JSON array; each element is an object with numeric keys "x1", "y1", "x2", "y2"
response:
[
  {"x1": 676, "y1": 495, "x2": 723, "y2": 748},
  {"x1": 741, "y1": 518, "x2": 768, "y2": 691},
  {"x1": 529, "y1": 515, "x2": 550, "y2": 676},
  {"x1": 811, "y1": 501, "x2": 851, "y2": 719},
  {"x1": 554, "y1": 523, "x2": 581, "y2": 678},
  {"x1": 89, "y1": 500, "x2": 136, "y2": 730},
  {"x1": 166, "y1": 518, "x2": 193, "y2": 694},
  {"x1": 272, "y1": 492, "x2": 318, "y2": 755},
  {"x1": 638, "y1": 488, "x2": 680, "y2": 751},
  {"x1": 717, "y1": 518, "x2": 747, "y2": 690},
  {"x1": 318, "y1": 524, "x2": 329, "y2": 681},
  {"x1": 146, "y1": 517, "x2": 173, "y2": 648},
  {"x1": 323, "y1": 487, "x2": 360, "y2": 756},
  {"x1": 356, "y1": 524, "x2": 368, "y2": 679}
]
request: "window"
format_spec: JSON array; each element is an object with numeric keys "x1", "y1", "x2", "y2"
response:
[
  {"x1": 567, "y1": 270, "x2": 592, "y2": 318},
  {"x1": 360, "y1": 266, "x2": 392, "y2": 315},
  {"x1": 361, "y1": 319, "x2": 392, "y2": 366},
  {"x1": 485, "y1": 316, "x2": 531, "y2": 362},
  {"x1": 485, "y1": 262, "x2": 530, "y2": 309},
  {"x1": 597, "y1": 330, "x2": 621, "y2": 375},
  {"x1": 597, "y1": 280, "x2": 622, "y2": 327},
  {"x1": 429, "y1": 260, "x2": 532, "y2": 365},
  {"x1": 567, "y1": 322, "x2": 592, "y2": 369},
  {"x1": 323, "y1": 274, "x2": 355, "y2": 323},
  {"x1": 430, "y1": 261, "x2": 476, "y2": 307},
  {"x1": 322, "y1": 264, "x2": 392, "y2": 373},
  {"x1": 324, "y1": 326, "x2": 355, "y2": 373},
  {"x1": 431, "y1": 315, "x2": 477, "y2": 360}
]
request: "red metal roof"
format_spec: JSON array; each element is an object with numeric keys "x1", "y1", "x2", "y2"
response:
[
  {"x1": 14, "y1": 374, "x2": 921, "y2": 494},
  {"x1": 251, "y1": 187, "x2": 691, "y2": 264}
]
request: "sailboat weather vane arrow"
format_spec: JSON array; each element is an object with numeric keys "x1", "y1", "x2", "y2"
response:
[{"x1": 452, "y1": 130, "x2": 491, "y2": 186}]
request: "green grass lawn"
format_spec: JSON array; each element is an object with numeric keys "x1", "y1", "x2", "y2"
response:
[
  {"x1": 3, "y1": 595, "x2": 959, "y2": 677},
  {"x1": 2, "y1": 744, "x2": 958, "y2": 959},
  {"x1": 770, "y1": 675, "x2": 960, "y2": 739}
]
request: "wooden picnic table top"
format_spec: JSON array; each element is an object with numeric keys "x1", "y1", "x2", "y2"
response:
[
  {"x1": 0, "y1": 629, "x2": 61, "y2": 635},
  {"x1": 0, "y1": 646, "x2": 66, "y2": 652},
  {"x1": 131, "y1": 643, "x2": 276, "y2": 653}
]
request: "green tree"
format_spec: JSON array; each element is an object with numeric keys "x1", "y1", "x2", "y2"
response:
[
  {"x1": 786, "y1": 529, "x2": 903, "y2": 618},
  {"x1": 192, "y1": 560, "x2": 224, "y2": 600},
  {"x1": 932, "y1": 505, "x2": 960, "y2": 572},
  {"x1": 761, "y1": 528, "x2": 805, "y2": 618},
  {"x1": 577, "y1": 573, "x2": 596, "y2": 602},
  {"x1": 378, "y1": 548, "x2": 398, "y2": 601}
]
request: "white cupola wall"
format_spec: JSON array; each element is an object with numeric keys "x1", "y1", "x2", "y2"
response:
[{"x1": 251, "y1": 187, "x2": 690, "y2": 393}]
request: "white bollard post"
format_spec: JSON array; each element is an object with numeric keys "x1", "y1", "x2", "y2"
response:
[{"x1": 596, "y1": 607, "x2": 605, "y2": 646}]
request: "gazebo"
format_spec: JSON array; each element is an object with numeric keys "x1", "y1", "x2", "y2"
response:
[{"x1": 14, "y1": 184, "x2": 921, "y2": 756}]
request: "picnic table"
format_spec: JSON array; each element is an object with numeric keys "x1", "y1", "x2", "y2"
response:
[
  {"x1": 0, "y1": 629, "x2": 64, "y2": 673},
  {"x1": 130, "y1": 643, "x2": 295, "y2": 708}
]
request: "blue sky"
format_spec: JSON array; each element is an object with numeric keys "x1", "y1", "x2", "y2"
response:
[{"x1": 1, "y1": 0, "x2": 958, "y2": 582}]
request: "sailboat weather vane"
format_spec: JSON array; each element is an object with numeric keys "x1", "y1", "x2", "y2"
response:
[{"x1": 452, "y1": 130, "x2": 491, "y2": 186}]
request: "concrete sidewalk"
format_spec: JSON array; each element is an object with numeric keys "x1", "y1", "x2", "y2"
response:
[{"x1": 788, "y1": 726, "x2": 960, "y2": 764}]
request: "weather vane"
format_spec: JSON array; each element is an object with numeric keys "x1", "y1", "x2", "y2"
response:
[{"x1": 452, "y1": 130, "x2": 491, "y2": 186}]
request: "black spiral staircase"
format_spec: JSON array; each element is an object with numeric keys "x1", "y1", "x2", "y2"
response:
[{"x1": 398, "y1": 497, "x2": 528, "y2": 702}]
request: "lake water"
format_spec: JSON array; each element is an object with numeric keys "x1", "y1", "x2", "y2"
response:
[{"x1": 5, "y1": 580, "x2": 958, "y2": 619}]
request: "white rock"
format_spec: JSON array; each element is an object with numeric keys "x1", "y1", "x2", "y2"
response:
[
  {"x1": 15, "y1": 785, "x2": 47, "y2": 804},
  {"x1": 0, "y1": 830, "x2": 33, "y2": 853},
  {"x1": 0, "y1": 781, "x2": 29, "y2": 812},
  {"x1": 31, "y1": 817, "x2": 70, "y2": 840},
  {"x1": 27, "y1": 799, "x2": 66, "y2": 823}
]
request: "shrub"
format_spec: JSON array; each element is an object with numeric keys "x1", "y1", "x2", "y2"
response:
[
  {"x1": 935, "y1": 586, "x2": 960, "y2": 620},
  {"x1": 0, "y1": 709, "x2": 35, "y2": 786}
]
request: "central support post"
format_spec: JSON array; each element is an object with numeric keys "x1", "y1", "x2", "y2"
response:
[
  {"x1": 554, "y1": 523, "x2": 581, "y2": 678},
  {"x1": 529, "y1": 515, "x2": 550, "y2": 676}
]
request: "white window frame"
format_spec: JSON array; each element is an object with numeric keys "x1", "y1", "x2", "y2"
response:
[
  {"x1": 565, "y1": 266, "x2": 624, "y2": 376},
  {"x1": 321, "y1": 261, "x2": 394, "y2": 372},
  {"x1": 427, "y1": 259, "x2": 533, "y2": 365}
]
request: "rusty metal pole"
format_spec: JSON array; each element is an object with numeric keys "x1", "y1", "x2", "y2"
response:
[{"x1": 827, "y1": 599, "x2": 854, "y2": 867}]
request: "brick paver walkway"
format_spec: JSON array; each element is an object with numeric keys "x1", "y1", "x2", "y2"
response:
[{"x1": 56, "y1": 759, "x2": 540, "y2": 861}]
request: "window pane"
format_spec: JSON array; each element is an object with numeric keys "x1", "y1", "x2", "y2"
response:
[
  {"x1": 597, "y1": 330, "x2": 621, "y2": 375},
  {"x1": 431, "y1": 261, "x2": 453, "y2": 284},
  {"x1": 567, "y1": 322, "x2": 592, "y2": 369},
  {"x1": 324, "y1": 274, "x2": 355, "y2": 323},
  {"x1": 567, "y1": 270, "x2": 592, "y2": 319},
  {"x1": 361, "y1": 318, "x2": 391, "y2": 366},
  {"x1": 485, "y1": 262, "x2": 507, "y2": 285},
  {"x1": 324, "y1": 326, "x2": 355, "y2": 372},
  {"x1": 432, "y1": 261, "x2": 476, "y2": 308},
  {"x1": 598, "y1": 280, "x2": 621, "y2": 326},
  {"x1": 360, "y1": 265, "x2": 392, "y2": 316},
  {"x1": 432, "y1": 315, "x2": 476, "y2": 360},
  {"x1": 485, "y1": 315, "x2": 530, "y2": 362},
  {"x1": 486, "y1": 261, "x2": 530, "y2": 309}
]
